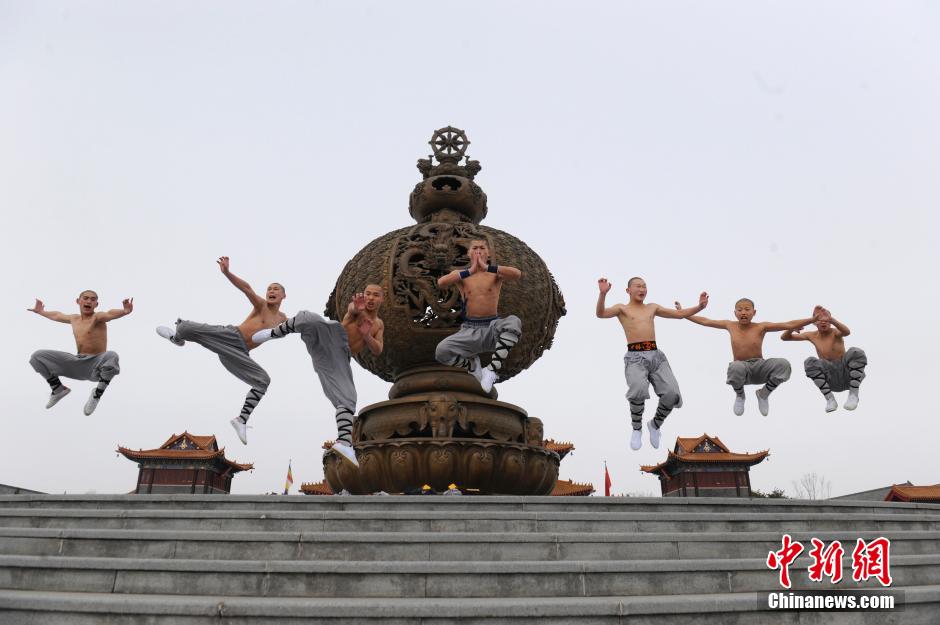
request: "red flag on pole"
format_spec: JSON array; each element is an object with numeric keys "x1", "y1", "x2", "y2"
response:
[{"x1": 604, "y1": 462, "x2": 612, "y2": 497}]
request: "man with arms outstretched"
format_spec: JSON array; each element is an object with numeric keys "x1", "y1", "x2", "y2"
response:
[
  {"x1": 782, "y1": 307, "x2": 866, "y2": 412},
  {"x1": 680, "y1": 299, "x2": 821, "y2": 416},
  {"x1": 29, "y1": 290, "x2": 133, "y2": 415},
  {"x1": 252, "y1": 285, "x2": 385, "y2": 468},
  {"x1": 156, "y1": 257, "x2": 285, "y2": 444},
  {"x1": 597, "y1": 277, "x2": 707, "y2": 451},
  {"x1": 435, "y1": 239, "x2": 523, "y2": 394}
]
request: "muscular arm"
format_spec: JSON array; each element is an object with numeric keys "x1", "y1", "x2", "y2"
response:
[
  {"x1": 595, "y1": 295, "x2": 622, "y2": 319},
  {"x1": 439, "y1": 255, "x2": 500, "y2": 288},
  {"x1": 363, "y1": 321, "x2": 384, "y2": 356},
  {"x1": 781, "y1": 327, "x2": 811, "y2": 341},
  {"x1": 341, "y1": 306, "x2": 360, "y2": 325},
  {"x1": 658, "y1": 292, "x2": 709, "y2": 319},
  {"x1": 97, "y1": 298, "x2": 134, "y2": 322},
  {"x1": 595, "y1": 278, "x2": 622, "y2": 318},
  {"x1": 491, "y1": 264, "x2": 522, "y2": 281},
  {"x1": 438, "y1": 270, "x2": 465, "y2": 289},
  {"x1": 829, "y1": 317, "x2": 851, "y2": 337},
  {"x1": 27, "y1": 300, "x2": 73, "y2": 323},
  {"x1": 342, "y1": 293, "x2": 366, "y2": 325},
  {"x1": 218, "y1": 257, "x2": 264, "y2": 309},
  {"x1": 763, "y1": 316, "x2": 817, "y2": 333},
  {"x1": 685, "y1": 315, "x2": 729, "y2": 330}
]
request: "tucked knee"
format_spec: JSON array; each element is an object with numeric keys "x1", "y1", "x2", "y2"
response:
[
  {"x1": 99, "y1": 352, "x2": 120, "y2": 377},
  {"x1": 659, "y1": 390, "x2": 680, "y2": 408},
  {"x1": 295, "y1": 310, "x2": 320, "y2": 329},
  {"x1": 435, "y1": 342, "x2": 453, "y2": 364},
  {"x1": 726, "y1": 363, "x2": 746, "y2": 385},
  {"x1": 846, "y1": 347, "x2": 867, "y2": 363},
  {"x1": 777, "y1": 360, "x2": 792, "y2": 380}
]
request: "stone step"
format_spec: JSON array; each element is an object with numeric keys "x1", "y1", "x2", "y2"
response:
[
  {"x1": 1, "y1": 554, "x2": 937, "y2": 598},
  {"x1": 2, "y1": 508, "x2": 939, "y2": 533},
  {"x1": 3, "y1": 494, "x2": 938, "y2": 516},
  {"x1": 1, "y1": 588, "x2": 937, "y2": 625},
  {"x1": 1, "y1": 527, "x2": 937, "y2": 562}
]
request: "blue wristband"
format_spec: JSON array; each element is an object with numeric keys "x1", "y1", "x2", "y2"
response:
[
  {"x1": 487, "y1": 264, "x2": 498, "y2": 274},
  {"x1": 459, "y1": 269, "x2": 471, "y2": 280}
]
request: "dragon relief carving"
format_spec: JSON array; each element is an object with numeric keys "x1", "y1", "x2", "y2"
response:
[{"x1": 391, "y1": 221, "x2": 491, "y2": 328}]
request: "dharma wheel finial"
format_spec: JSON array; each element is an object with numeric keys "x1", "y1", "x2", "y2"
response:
[{"x1": 411, "y1": 125, "x2": 486, "y2": 224}]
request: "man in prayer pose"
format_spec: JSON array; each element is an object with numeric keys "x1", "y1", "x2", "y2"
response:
[{"x1": 435, "y1": 239, "x2": 522, "y2": 394}]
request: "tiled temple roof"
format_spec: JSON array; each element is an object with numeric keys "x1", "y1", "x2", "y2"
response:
[
  {"x1": 885, "y1": 484, "x2": 940, "y2": 503},
  {"x1": 117, "y1": 431, "x2": 252, "y2": 472},
  {"x1": 641, "y1": 433, "x2": 768, "y2": 475}
]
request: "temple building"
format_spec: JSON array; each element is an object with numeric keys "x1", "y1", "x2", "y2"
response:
[
  {"x1": 884, "y1": 484, "x2": 940, "y2": 504},
  {"x1": 640, "y1": 434, "x2": 768, "y2": 498},
  {"x1": 117, "y1": 432, "x2": 252, "y2": 494}
]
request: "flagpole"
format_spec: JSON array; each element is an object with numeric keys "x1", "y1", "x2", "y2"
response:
[
  {"x1": 604, "y1": 460, "x2": 612, "y2": 497},
  {"x1": 283, "y1": 458, "x2": 293, "y2": 496}
]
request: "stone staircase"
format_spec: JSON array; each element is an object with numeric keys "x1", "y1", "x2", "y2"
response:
[{"x1": 0, "y1": 495, "x2": 938, "y2": 624}]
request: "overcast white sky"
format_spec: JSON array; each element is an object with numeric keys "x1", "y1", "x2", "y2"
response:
[{"x1": 2, "y1": 1, "x2": 938, "y2": 497}]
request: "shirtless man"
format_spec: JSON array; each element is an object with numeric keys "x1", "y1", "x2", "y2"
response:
[
  {"x1": 681, "y1": 299, "x2": 820, "y2": 416},
  {"x1": 782, "y1": 307, "x2": 866, "y2": 412},
  {"x1": 252, "y1": 285, "x2": 385, "y2": 468},
  {"x1": 435, "y1": 239, "x2": 523, "y2": 394},
  {"x1": 155, "y1": 257, "x2": 286, "y2": 445},
  {"x1": 29, "y1": 290, "x2": 133, "y2": 415},
  {"x1": 597, "y1": 277, "x2": 707, "y2": 451}
]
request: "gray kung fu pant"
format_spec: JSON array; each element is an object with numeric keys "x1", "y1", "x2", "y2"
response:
[
  {"x1": 174, "y1": 320, "x2": 270, "y2": 422},
  {"x1": 283, "y1": 310, "x2": 357, "y2": 445},
  {"x1": 30, "y1": 350, "x2": 120, "y2": 382},
  {"x1": 434, "y1": 315, "x2": 523, "y2": 373},
  {"x1": 804, "y1": 347, "x2": 867, "y2": 395},
  {"x1": 726, "y1": 357, "x2": 791, "y2": 395},
  {"x1": 290, "y1": 311, "x2": 357, "y2": 417},
  {"x1": 624, "y1": 349, "x2": 682, "y2": 431}
]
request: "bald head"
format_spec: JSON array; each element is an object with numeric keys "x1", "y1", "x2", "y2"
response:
[{"x1": 362, "y1": 283, "x2": 385, "y2": 313}]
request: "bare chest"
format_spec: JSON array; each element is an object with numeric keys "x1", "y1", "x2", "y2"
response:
[
  {"x1": 810, "y1": 333, "x2": 845, "y2": 357},
  {"x1": 243, "y1": 309, "x2": 285, "y2": 328},
  {"x1": 71, "y1": 318, "x2": 103, "y2": 341},
  {"x1": 729, "y1": 325, "x2": 763, "y2": 346},
  {"x1": 71, "y1": 318, "x2": 106, "y2": 352},
  {"x1": 461, "y1": 274, "x2": 501, "y2": 299},
  {"x1": 620, "y1": 306, "x2": 655, "y2": 329}
]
